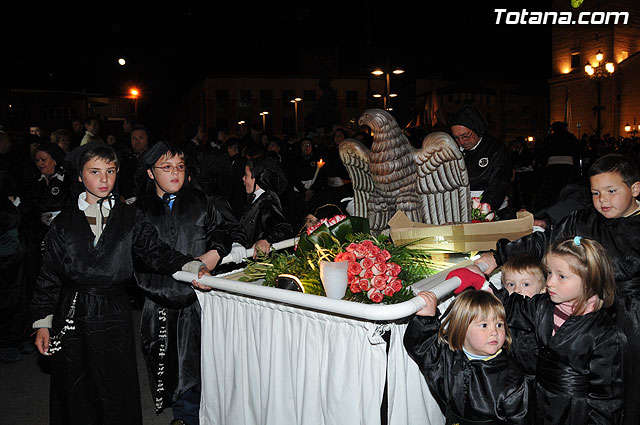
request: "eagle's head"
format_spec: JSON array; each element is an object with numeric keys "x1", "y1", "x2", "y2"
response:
[{"x1": 358, "y1": 109, "x2": 394, "y2": 133}]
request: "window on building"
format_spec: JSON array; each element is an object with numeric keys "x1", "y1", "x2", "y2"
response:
[
  {"x1": 571, "y1": 52, "x2": 581, "y2": 69},
  {"x1": 215, "y1": 90, "x2": 229, "y2": 108},
  {"x1": 260, "y1": 90, "x2": 273, "y2": 109},
  {"x1": 346, "y1": 90, "x2": 358, "y2": 108},
  {"x1": 238, "y1": 90, "x2": 251, "y2": 108}
]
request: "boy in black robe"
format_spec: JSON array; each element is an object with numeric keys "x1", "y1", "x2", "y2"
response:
[
  {"x1": 30, "y1": 142, "x2": 210, "y2": 425},
  {"x1": 135, "y1": 141, "x2": 242, "y2": 425},
  {"x1": 239, "y1": 155, "x2": 292, "y2": 258},
  {"x1": 475, "y1": 153, "x2": 640, "y2": 425}
]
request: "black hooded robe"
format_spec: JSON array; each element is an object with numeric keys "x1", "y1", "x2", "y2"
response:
[
  {"x1": 135, "y1": 188, "x2": 232, "y2": 412},
  {"x1": 494, "y1": 289, "x2": 625, "y2": 425},
  {"x1": 30, "y1": 200, "x2": 194, "y2": 425},
  {"x1": 403, "y1": 315, "x2": 533, "y2": 425},
  {"x1": 239, "y1": 190, "x2": 293, "y2": 248}
]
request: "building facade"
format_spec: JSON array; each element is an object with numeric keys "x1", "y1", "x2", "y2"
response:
[{"x1": 549, "y1": 0, "x2": 640, "y2": 140}]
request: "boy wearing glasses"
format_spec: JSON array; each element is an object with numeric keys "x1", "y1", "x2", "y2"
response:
[
  {"x1": 136, "y1": 141, "x2": 235, "y2": 425},
  {"x1": 450, "y1": 105, "x2": 512, "y2": 214}
]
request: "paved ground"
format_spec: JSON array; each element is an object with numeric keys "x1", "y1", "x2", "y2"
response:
[{"x1": 0, "y1": 309, "x2": 173, "y2": 424}]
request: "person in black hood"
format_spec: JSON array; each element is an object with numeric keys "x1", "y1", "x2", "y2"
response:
[{"x1": 449, "y1": 106, "x2": 512, "y2": 216}]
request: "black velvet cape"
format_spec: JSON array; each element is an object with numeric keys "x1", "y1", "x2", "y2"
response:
[
  {"x1": 495, "y1": 207, "x2": 640, "y2": 424},
  {"x1": 135, "y1": 187, "x2": 233, "y2": 411},
  {"x1": 403, "y1": 315, "x2": 533, "y2": 425},
  {"x1": 239, "y1": 190, "x2": 293, "y2": 247},
  {"x1": 495, "y1": 289, "x2": 626, "y2": 425},
  {"x1": 462, "y1": 135, "x2": 512, "y2": 212},
  {"x1": 30, "y1": 199, "x2": 194, "y2": 425}
]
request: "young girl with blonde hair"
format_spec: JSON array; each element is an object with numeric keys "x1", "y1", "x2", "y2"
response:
[
  {"x1": 497, "y1": 236, "x2": 625, "y2": 424},
  {"x1": 404, "y1": 289, "x2": 532, "y2": 425}
]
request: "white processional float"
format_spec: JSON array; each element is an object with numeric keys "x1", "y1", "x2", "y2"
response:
[{"x1": 172, "y1": 109, "x2": 534, "y2": 425}]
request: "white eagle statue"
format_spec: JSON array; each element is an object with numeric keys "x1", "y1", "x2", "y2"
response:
[{"x1": 339, "y1": 109, "x2": 470, "y2": 232}]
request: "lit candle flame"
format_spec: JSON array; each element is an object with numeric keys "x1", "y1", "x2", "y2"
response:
[{"x1": 317, "y1": 159, "x2": 325, "y2": 168}]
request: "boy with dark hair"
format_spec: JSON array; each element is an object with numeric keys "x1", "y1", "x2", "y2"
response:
[
  {"x1": 240, "y1": 155, "x2": 292, "y2": 258},
  {"x1": 475, "y1": 152, "x2": 640, "y2": 424},
  {"x1": 31, "y1": 142, "x2": 210, "y2": 425},
  {"x1": 135, "y1": 141, "x2": 244, "y2": 425}
]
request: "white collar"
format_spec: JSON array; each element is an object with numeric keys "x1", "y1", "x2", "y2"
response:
[
  {"x1": 253, "y1": 188, "x2": 265, "y2": 202},
  {"x1": 78, "y1": 192, "x2": 114, "y2": 211},
  {"x1": 39, "y1": 172, "x2": 64, "y2": 182}
]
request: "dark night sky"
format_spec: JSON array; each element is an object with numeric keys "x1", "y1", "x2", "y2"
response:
[{"x1": 2, "y1": 2, "x2": 552, "y2": 129}]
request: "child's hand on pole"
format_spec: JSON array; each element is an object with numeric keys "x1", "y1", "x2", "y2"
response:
[{"x1": 415, "y1": 291, "x2": 438, "y2": 317}]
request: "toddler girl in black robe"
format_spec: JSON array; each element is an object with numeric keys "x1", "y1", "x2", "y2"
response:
[{"x1": 404, "y1": 289, "x2": 533, "y2": 425}]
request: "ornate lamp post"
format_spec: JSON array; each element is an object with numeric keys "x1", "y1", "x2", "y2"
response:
[
  {"x1": 624, "y1": 118, "x2": 639, "y2": 139},
  {"x1": 584, "y1": 50, "x2": 615, "y2": 140}
]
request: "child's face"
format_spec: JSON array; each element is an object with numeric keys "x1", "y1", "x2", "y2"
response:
[
  {"x1": 80, "y1": 157, "x2": 117, "y2": 204},
  {"x1": 464, "y1": 315, "x2": 506, "y2": 357},
  {"x1": 545, "y1": 254, "x2": 583, "y2": 305},
  {"x1": 590, "y1": 171, "x2": 640, "y2": 219},
  {"x1": 147, "y1": 154, "x2": 186, "y2": 197},
  {"x1": 503, "y1": 270, "x2": 545, "y2": 298}
]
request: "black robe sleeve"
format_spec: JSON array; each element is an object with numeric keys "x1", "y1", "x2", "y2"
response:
[
  {"x1": 30, "y1": 217, "x2": 65, "y2": 322},
  {"x1": 403, "y1": 315, "x2": 449, "y2": 413},
  {"x1": 132, "y1": 208, "x2": 193, "y2": 275},
  {"x1": 210, "y1": 194, "x2": 248, "y2": 249},
  {"x1": 494, "y1": 207, "x2": 581, "y2": 266},
  {"x1": 203, "y1": 195, "x2": 232, "y2": 259}
]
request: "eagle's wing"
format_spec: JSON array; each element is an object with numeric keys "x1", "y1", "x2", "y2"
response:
[
  {"x1": 339, "y1": 138, "x2": 374, "y2": 218},
  {"x1": 414, "y1": 132, "x2": 470, "y2": 224}
]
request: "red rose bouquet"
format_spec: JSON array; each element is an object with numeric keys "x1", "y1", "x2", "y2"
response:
[{"x1": 242, "y1": 214, "x2": 446, "y2": 304}]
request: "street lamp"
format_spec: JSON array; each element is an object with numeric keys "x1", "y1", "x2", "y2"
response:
[
  {"x1": 371, "y1": 65, "x2": 404, "y2": 111},
  {"x1": 291, "y1": 97, "x2": 302, "y2": 136},
  {"x1": 584, "y1": 50, "x2": 615, "y2": 140},
  {"x1": 624, "y1": 118, "x2": 639, "y2": 138},
  {"x1": 260, "y1": 111, "x2": 269, "y2": 132},
  {"x1": 128, "y1": 87, "x2": 140, "y2": 117}
]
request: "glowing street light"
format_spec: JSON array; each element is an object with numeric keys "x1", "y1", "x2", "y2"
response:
[
  {"x1": 260, "y1": 111, "x2": 269, "y2": 131},
  {"x1": 291, "y1": 97, "x2": 302, "y2": 135},
  {"x1": 118, "y1": 58, "x2": 126, "y2": 66},
  {"x1": 128, "y1": 87, "x2": 141, "y2": 117},
  {"x1": 370, "y1": 65, "x2": 404, "y2": 110},
  {"x1": 584, "y1": 50, "x2": 615, "y2": 140}
]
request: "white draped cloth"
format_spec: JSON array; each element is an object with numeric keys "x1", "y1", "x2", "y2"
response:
[{"x1": 197, "y1": 290, "x2": 445, "y2": 425}]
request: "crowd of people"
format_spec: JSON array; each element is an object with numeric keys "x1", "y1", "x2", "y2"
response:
[{"x1": 2, "y1": 104, "x2": 640, "y2": 425}]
